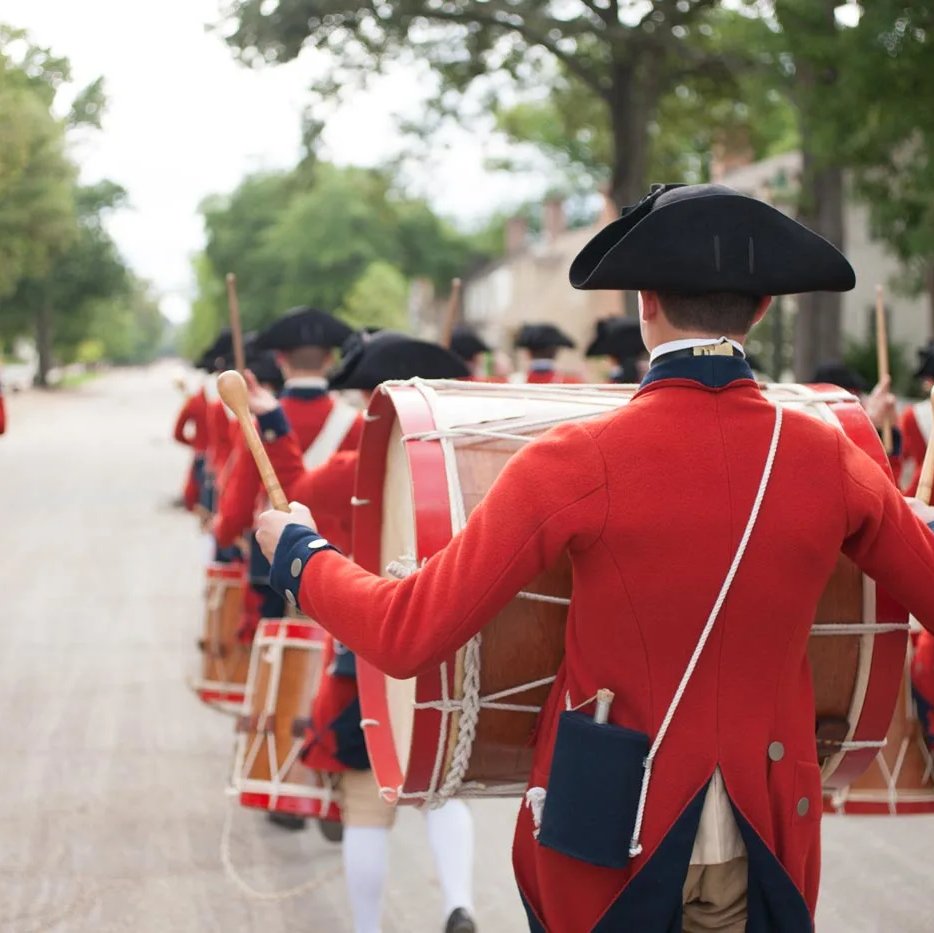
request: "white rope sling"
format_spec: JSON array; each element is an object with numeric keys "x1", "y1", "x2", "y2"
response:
[{"x1": 628, "y1": 404, "x2": 783, "y2": 857}]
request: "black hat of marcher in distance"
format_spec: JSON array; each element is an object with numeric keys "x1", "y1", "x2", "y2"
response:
[
  {"x1": 196, "y1": 329, "x2": 233, "y2": 372},
  {"x1": 812, "y1": 362, "x2": 869, "y2": 394},
  {"x1": 585, "y1": 318, "x2": 645, "y2": 360},
  {"x1": 514, "y1": 323, "x2": 576, "y2": 351},
  {"x1": 914, "y1": 342, "x2": 934, "y2": 380},
  {"x1": 246, "y1": 349, "x2": 284, "y2": 390},
  {"x1": 450, "y1": 325, "x2": 491, "y2": 361},
  {"x1": 570, "y1": 183, "x2": 856, "y2": 295},
  {"x1": 254, "y1": 306, "x2": 355, "y2": 351},
  {"x1": 329, "y1": 332, "x2": 469, "y2": 391}
]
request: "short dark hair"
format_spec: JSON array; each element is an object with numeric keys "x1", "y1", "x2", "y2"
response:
[
  {"x1": 657, "y1": 292, "x2": 763, "y2": 335},
  {"x1": 281, "y1": 346, "x2": 332, "y2": 371}
]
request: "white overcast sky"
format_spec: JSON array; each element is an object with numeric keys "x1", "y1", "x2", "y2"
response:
[{"x1": 3, "y1": 0, "x2": 547, "y2": 323}]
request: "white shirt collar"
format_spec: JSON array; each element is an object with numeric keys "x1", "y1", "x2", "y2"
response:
[
  {"x1": 649, "y1": 337, "x2": 745, "y2": 364},
  {"x1": 284, "y1": 376, "x2": 329, "y2": 390},
  {"x1": 528, "y1": 359, "x2": 556, "y2": 372}
]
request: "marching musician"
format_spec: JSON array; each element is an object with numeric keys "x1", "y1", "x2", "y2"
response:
[
  {"x1": 0, "y1": 377, "x2": 6, "y2": 435},
  {"x1": 246, "y1": 331, "x2": 478, "y2": 933},
  {"x1": 585, "y1": 317, "x2": 647, "y2": 383},
  {"x1": 511, "y1": 323, "x2": 583, "y2": 384},
  {"x1": 450, "y1": 325, "x2": 496, "y2": 382},
  {"x1": 172, "y1": 377, "x2": 210, "y2": 512},
  {"x1": 898, "y1": 342, "x2": 934, "y2": 495},
  {"x1": 256, "y1": 183, "x2": 934, "y2": 932}
]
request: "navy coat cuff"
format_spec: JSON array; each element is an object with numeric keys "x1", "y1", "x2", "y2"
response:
[
  {"x1": 258, "y1": 407, "x2": 291, "y2": 442},
  {"x1": 270, "y1": 524, "x2": 340, "y2": 610}
]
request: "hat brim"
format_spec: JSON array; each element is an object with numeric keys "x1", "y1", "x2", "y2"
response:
[{"x1": 571, "y1": 195, "x2": 855, "y2": 295}]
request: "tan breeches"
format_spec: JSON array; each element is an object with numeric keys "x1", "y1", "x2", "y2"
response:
[
  {"x1": 682, "y1": 857, "x2": 748, "y2": 932},
  {"x1": 339, "y1": 768, "x2": 396, "y2": 829}
]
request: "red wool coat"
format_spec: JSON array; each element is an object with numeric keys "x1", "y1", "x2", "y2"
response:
[
  {"x1": 0, "y1": 390, "x2": 6, "y2": 435},
  {"x1": 523, "y1": 369, "x2": 584, "y2": 385},
  {"x1": 898, "y1": 402, "x2": 929, "y2": 495},
  {"x1": 287, "y1": 373, "x2": 934, "y2": 931},
  {"x1": 213, "y1": 394, "x2": 362, "y2": 548},
  {"x1": 205, "y1": 398, "x2": 234, "y2": 477},
  {"x1": 173, "y1": 390, "x2": 209, "y2": 452}
]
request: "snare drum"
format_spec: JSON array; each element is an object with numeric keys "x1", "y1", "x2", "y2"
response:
[
  {"x1": 192, "y1": 562, "x2": 250, "y2": 709},
  {"x1": 230, "y1": 618, "x2": 341, "y2": 821},
  {"x1": 352, "y1": 380, "x2": 907, "y2": 805}
]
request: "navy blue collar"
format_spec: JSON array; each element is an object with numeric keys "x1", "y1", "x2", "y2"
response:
[
  {"x1": 280, "y1": 386, "x2": 328, "y2": 401},
  {"x1": 640, "y1": 354, "x2": 755, "y2": 390}
]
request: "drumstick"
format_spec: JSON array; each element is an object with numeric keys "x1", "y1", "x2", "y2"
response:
[
  {"x1": 875, "y1": 284, "x2": 893, "y2": 454},
  {"x1": 226, "y1": 273, "x2": 247, "y2": 374},
  {"x1": 217, "y1": 370, "x2": 290, "y2": 513},
  {"x1": 915, "y1": 388, "x2": 934, "y2": 506},
  {"x1": 440, "y1": 278, "x2": 462, "y2": 350}
]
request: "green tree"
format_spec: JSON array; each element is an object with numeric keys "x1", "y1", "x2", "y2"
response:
[
  {"x1": 221, "y1": 1, "x2": 756, "y2": 210},
  {"x1": 340, "y1": 260, "x2": 410, "y2": 331}
]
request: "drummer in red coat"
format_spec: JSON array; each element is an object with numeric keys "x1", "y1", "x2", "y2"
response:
[
  {"x1": 585, "y1": 317, "x2": 647, "y2": 384},
  {"x1": 898, "y1": 343, "x2": 934, "y2": 495},
  {"x1": 251, "y1": 331, "x2": 478, "y2": 933},
  {"x1": 172, "y1": 381, "x2": 209, "y2": 512},
  {"x1": 258, "y1": 183, "x2": 934, "y2": 933},
  {"x1": 512, "y1": 323, "x2": 583, "y2": 384}
]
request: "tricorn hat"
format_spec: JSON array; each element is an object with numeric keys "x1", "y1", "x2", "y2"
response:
[
  {"x1": 585, "y1": 318, "x2": 645, "y2": 360},
  {"x1": 254, "y1": 307, "x2": 355, "y2": 352},
  {"x1": 914, "y1": 342, "x2": 934, "y2": 380},
  {"x1": 450, "y1": 325, "x2": 491, "y2": 362},
  {"x1": 329, "y1": 332, "x2": 469, "y2": 391},
  {"x1": 245, "y1": 349, "x2": 284, "y2": 391},
  {"x1": 515, "y1": 323, "x2": 576, "y2": 352},
  {"x1": 570, "y1": 183, "x2": 855, "y2": 295},
  {"x1": 812, "y1": 361, "x2": 868, "y2": 394},
  {"x1": 196, "y1": 329, "x2": 233, "y2": 372}
]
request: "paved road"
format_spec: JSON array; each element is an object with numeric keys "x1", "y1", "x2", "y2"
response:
[{"x1": 0, "y1": 366, "x2": 932, "y2": 932}]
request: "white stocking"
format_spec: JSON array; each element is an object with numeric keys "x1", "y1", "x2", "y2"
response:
[
  {"x1": 342, "y1": 826, "x2": 390, "y2": 933},
  {"x1": 425, "y1": 801, "x2": 475, "y2": 917}
]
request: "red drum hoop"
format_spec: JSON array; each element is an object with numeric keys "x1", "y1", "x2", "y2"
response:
[
  {"x1": 230, "y1": 619, "x2": 341, "y2": 821},
  {"x1": 354, "y1": 380, "x2": 907, "y2": 806}
]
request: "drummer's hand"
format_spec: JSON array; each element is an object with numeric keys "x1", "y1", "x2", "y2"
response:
[
  {"x1": 865, "y1": 376, "x2": 897, "y2": 430},
  {"x1": 905, "y1": 497, "x2": 934, "y2": 527},
  {"x1": 244, "y1": 369, "x2": 279, "y2": 416},
  {"x1": 256, "y1": 502, "x2": 316, "y2": 562}
]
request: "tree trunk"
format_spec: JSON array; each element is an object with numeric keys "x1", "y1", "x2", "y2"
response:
[
  {"x1": 36, "y1": 303, "x2": 53, "y2": 388},
  {"x1": 608, "y1": 58, "x2": 658, "y2": 316}
]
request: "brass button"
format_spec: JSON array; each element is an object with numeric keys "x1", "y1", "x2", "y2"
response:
[
  {"x1": 290, "y1": 558, "x2": 303, "y2": 578},
  {"x1": 797, "y1": 796, "x2": 809, "y2": 817},
  {"x1": 285, "y1": 590, "x2": 296, "y2": 606},
  {"x1": 768, "y1": 741, "x2": 784, "y2": 762}
]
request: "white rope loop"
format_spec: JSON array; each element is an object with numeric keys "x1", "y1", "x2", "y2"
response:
[{"x1": 628, "y1": 405, "x2": 783, "y2": 858}]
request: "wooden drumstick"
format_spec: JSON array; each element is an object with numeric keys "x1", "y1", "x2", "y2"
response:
[
  {"x1": 226, "y1": 273, "x2": 247, "y2": 374},
  {"x1": 217, "y1": 370, "x2": 290, "y2": 512},
  {"x1": 915, "y1": 387, "x2": 934, "y2": 506},
  {"x1": 875, "y1": 284, "x2": 893, "y2": 454},
  {"x1": 440, "y1": 278, "x2": 462, "y2": 350}
]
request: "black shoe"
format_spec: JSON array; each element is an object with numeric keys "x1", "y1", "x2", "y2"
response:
[
  {"x1": 318, "y1": 819, "x2": 344, "y2": 843},
  {"x1": 266, "y1": 812, "x2": 307, "y2": 831},
  {"x1": 444, "y1": 908, "x2": 476, "y2": 933}
]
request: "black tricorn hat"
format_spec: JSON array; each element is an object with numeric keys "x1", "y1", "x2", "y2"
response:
[
  {"x1": 254, "y1": 307, "x2": 355, "y2": 352},
  {"x1": 329, "y1": 332, "x2": 469, "y2": 391},
  {"x1": 812, "y1": 361, "x2": 868, "y2": 394},
  {"x1": 570, "y1": 183, "x2": 855, "y2": 295},
  {"x1": 914, "y1": 343, "x2": 934, "y2": 380},
  {"x1": 515, "y1": 323, "x2": 576, "y2": 351},
  {"x1": 196, "y1": 329, "x2": 233, "y2": 372},
  {"x1": 585, "y1": 318, "x2": 645, "y2": 360},
  {"x1": 450, "y1": 325, "x2": 491, "y2": 361},
  {"x1": 245, "y1": 349, "x2": 284, "y2": 390}
]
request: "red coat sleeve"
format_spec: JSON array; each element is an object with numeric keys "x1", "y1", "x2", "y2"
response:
[
  {"x1": 213, "y1": 433, "x2": 263, "y2": 547},
  {"x1": 899, "y1": 406, "x2": 927, "y2": 495},
  {"x1": 297, "y1": 423, "x2": 608, "y2": 678},
  {"x1": 839, "y1": 431, "x2": 934, "y2": 629},
  {"x1": 173, "y1": 396, "x2": 196, "y2": 446},
  {"x1": 0, "y1": 392, "x2": 5, "y2": 435}
]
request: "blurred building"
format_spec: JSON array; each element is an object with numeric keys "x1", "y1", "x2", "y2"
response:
[{"x1": 409, "y1": 155, "x2": 929, "y2": 375}]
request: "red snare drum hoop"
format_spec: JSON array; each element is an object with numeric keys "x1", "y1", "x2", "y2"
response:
[{"x1": 355, "y1": 384, "x2": 459, "y2": 802}]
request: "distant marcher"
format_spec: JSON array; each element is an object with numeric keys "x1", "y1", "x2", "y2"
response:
[
  {"x1": 512, "y1": 323, "x2": 582, "y2": 384},
  {"x1": 899, "y1": 343, "x2": 934, "y2": 495},
  {"x1": 585, "y1": 317, "x2": 647, "y2": 383}
]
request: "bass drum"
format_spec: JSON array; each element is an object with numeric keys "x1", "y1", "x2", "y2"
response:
[{"x1": 352, "y1": 380, "x2": 908, "y2": 807}]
